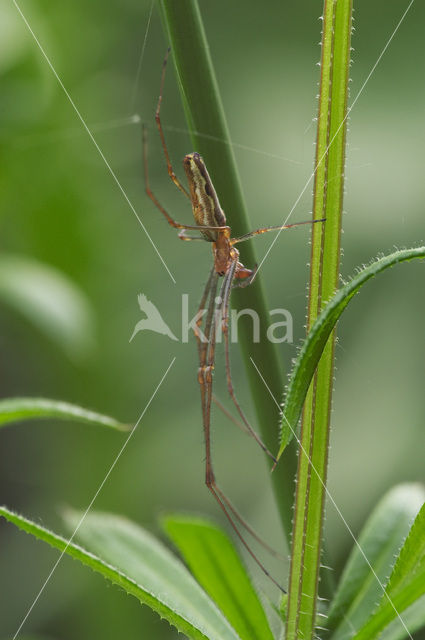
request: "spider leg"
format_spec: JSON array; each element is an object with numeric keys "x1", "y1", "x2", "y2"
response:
[
  {"x1": 155, "y1": 49, "x2": 190, "y2": 200},
  {"x1": 178, "y1": 229, "x2": 206, "y2": 241},
  {"x1": 213, "y1": 484, "x2": 285, "y2": 561},
  {"x1": 198, "y1": 274, "x2": 285, "y2": 591},
  {"x1": 143, "y1": 124, "x2": 200, "y2": 231},
  {"x1": 194, "y1": 267, "x2": 217, "y2": 364},
  {"x1": 198, "y1": 275, "x2": 219, "y2": 503},
  {"x1": 221, "y1": 259, "x2": 277, "y2": 462},
  {"x1": 207, "y1": 482, "x2": 286, "y2": 593},
  {"x1": 231, "y1": 217, "x2": 326, "y2": 244},
  {"x1": 211, "y1": 395, "x2": 250, "y2": 435},
  {"x1": 194, "y1": 272, "x2": 251, "y2": 437}
]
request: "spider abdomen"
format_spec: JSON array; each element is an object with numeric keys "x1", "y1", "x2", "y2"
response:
[{"x1": 183, "y1": 152, "x2": 227, "y2": 241}]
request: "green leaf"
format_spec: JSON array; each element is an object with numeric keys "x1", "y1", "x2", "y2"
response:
[
  {"x1": 0, "y1": 254, "x2": 95, "y2": 362},
  {"x1": 380, "y1": 595, "x2": 425, "y2": 640},
  {"x1": 0, "y1": 397, "x2": 128, "y2": 431},
  {"x1": 327, "y1": 484, "x2": 425, "y2": 638},
  {"x1": 352, "y1": 499, "x2": 425, "y2": 640},
  {"x1": 385, "y1": 500, "x2": 425, "y2": 593},
  {"x1": 0, "y1": 506, "x2": 241, "y2": 640},
  {"x1": 277, "y1": 246, "x2": 425, "y2": 459},
  {"x1": 162, "y1": 514, "x2": 274, "y2": 640}
]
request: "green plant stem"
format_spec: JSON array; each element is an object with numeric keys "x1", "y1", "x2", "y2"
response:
[
  {"x1": 159, "y1": 0, "x2": 296, "y2": 540},
  {"x1": 286, "y1": 1, "x2": 352, "y2": 639}
]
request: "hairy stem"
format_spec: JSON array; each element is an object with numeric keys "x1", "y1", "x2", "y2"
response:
[{"x1": 286, "y1": 1, "x2": 353, "y2": 638}]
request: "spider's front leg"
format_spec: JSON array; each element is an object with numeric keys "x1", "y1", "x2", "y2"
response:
[{"x1": 178, "y1": 229, "x2": 205, "y2": 241}]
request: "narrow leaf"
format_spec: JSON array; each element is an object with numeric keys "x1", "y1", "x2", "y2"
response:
[
  {"x1": 352, "y1": 500, "x2": 425, "y2": 640},
  {"x1": 163, "y1": 514, "x2": 274, "y2": 640},
  {"x1": 1, "y1": 507, "x2": 241, "y2": 640},
  {"x1": 278, "y1": 247, "x2": 425, "y2": 458},
  {"x1": 327, "y1": 484, "x2": 425, "y2": 638},
  {"x1": 380, "y1": 595, "x2": 425, "y2": 640},
  {"x1": 386, "y1": 498, "x2": 425, "y2": 594},
  {"x1": 0, "y1": 397, "x2": 128, "y2": 431}
]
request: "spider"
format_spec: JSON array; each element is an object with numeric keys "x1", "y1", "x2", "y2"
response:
[{"x1": 143, "y1": 49, "x2": 324, "y2": 590}]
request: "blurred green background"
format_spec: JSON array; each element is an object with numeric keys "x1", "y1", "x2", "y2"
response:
[{"x1": 1, "y1": 0, "x2": 424, "y2": 638}]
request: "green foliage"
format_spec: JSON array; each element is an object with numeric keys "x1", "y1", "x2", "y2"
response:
[
  {"x1": 2, "y1": 243, "x2": 424, "y2": 640},
  {"x1": 379, "y1": 596, "x2": 425, "y2": 640},
  {"x1": 163, "y1": 514, "x2": 274, "y2": 640},
  {"x1": 327, "y1": 484, "x2": 425, "y2": 638},
  {"x1": 277, "y1": 246, "x2": 425, "y2": 457},
  {"x1": 2, "y1": 482, "x2": 425, "y2": 640},
  {"x1": 352, "y1": 498, "x2": 425, "y2": 640},
  {"x1": 0, "y1": 396, "x2": 128, "y2": 431},
  {"x1": 1, "y1": 506, "x2": 255, "y2": 640},
  {"x1": 280, "y1": 246, "x2": 425, "y2": 640},
  {"x1": 2, "y1": 1, "x2": 424, "y2": 639}
]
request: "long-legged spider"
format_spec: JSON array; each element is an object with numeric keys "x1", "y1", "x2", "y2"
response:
[{"x1": 143, "y1": 50, "x2": 324, "y2": 591}]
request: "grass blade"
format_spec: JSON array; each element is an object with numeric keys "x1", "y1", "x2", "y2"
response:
[{"x1": 163, "y1": 514, "x2": 274, "y2": 640}]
